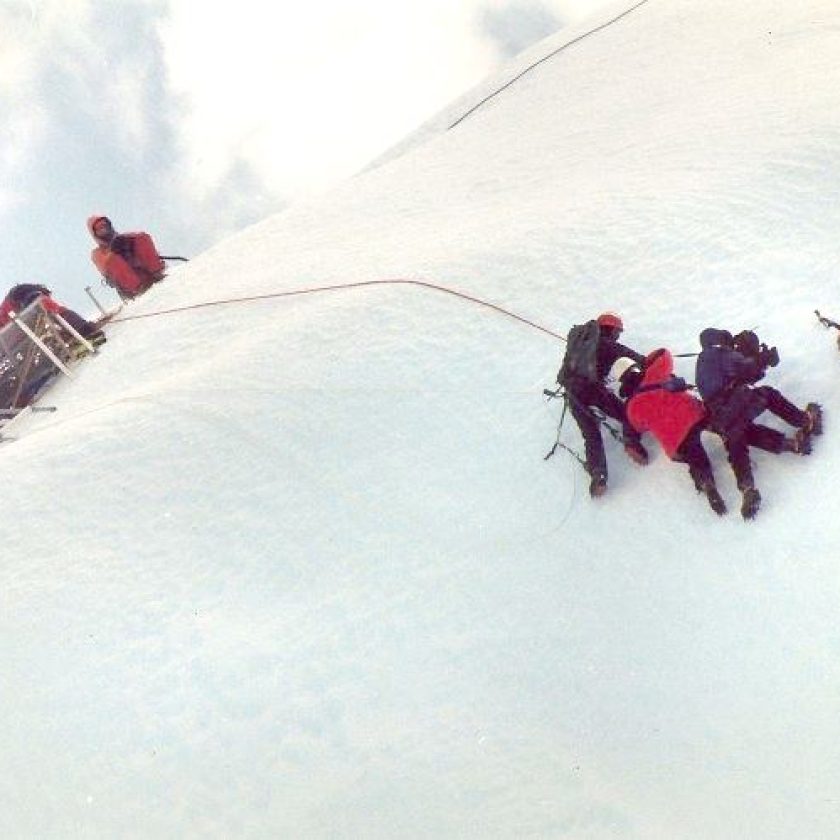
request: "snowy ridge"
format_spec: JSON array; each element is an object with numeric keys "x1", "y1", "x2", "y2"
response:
[
  {"x1": 4, "y1": 1, "x2": 840, "y2": 837},
  {"x1": 367, "y1": 0, "x2": 651, "y2": 171}
]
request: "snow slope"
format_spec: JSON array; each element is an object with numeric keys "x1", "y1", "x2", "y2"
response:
[{"x1": 4, "y1": 0, "x2": 840, "y2": 837}]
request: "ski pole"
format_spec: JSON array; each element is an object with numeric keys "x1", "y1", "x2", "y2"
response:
[
  {"x1": 161, "y1": 255, "x2": 189, "y2": 262},
  {"x1": 815, "y1": 309, "x2": 840, "y2": 330},
  {"x1": 85, "y1": 285, "x2": 109, "y2": 317},
  {"x1": 0, "y1": 406, "x2": 56, "y2": 416}
]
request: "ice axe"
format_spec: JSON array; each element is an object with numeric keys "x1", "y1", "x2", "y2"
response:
[
  {"x1": 815, "y1": 309, "x2": 840, "y2": 352},
  {"x1": 815, "y1": 309, "x2": 840, "y2": 330}
]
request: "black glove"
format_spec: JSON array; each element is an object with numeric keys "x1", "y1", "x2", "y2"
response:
[
  {"x1": 759, "y1": 344, "x2": 780, "y2": 368},
  {"x1": 110, "y1": 235, "x2": 134, "y2": 259},
  {"x1": 662, "y1": 376, "x2": 688, "y2": 392}
]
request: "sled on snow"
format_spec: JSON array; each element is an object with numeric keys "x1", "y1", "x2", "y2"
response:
[{"x1": 0, "y1": 295, "x2": 99, "y2": 412}]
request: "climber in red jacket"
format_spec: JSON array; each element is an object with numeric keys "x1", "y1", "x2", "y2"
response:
[
  {"x1": 625, "y1": 347, "x2": 726, "y2": 516},
  {"x1": 87, "y1": 215, "x2": 166, "y2": 299}
]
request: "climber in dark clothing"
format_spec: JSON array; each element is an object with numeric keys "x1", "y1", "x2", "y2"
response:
[
  {"x1": 695, "y1": 327, "x2": 822, "y2": 519},
  {"x1": 0, "y1": 284, "x2": 105, "y2": 343},
  {"x1": 559, "y1": 312, "x2": 649, "y2": 498}
]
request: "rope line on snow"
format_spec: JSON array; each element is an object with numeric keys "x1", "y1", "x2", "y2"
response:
[
  {"x1": 110, "y1": 278, "x2": 565, "y2": 341},
  {"x1": 107, "y1": 3, "x2": 656, "y2": 345},
  {"x1": 448, "y1": 0, "x2": 651, "y2": 131}
]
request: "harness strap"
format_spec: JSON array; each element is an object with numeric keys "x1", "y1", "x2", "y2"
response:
[{"x1": 543, "y1": 386, "x2": 625, "y2": 463}]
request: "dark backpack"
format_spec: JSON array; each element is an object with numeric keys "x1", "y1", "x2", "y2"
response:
[{"x1": 557, "y1": 320, "x2": 600, "y2": 386}]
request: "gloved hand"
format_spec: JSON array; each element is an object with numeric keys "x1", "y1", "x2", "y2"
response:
[
  {"x1": 662, "y1": 376, "x2": 688, "y2": 392},
  {"x1": 759, "y1": 344, "x2": 780, "y2": 368},
  {"x1": 110, "y1": 235, "x2": 134, "y2": 259}
]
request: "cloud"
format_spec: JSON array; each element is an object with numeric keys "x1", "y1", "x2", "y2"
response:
[
  {"x1": 478, "y1": 1, "x2": 566, "y2": 58},
  {"x1": 0, "y1": 2, "x2": 52, "y2": 207},
  {"x1": 155, "y1": 0, "x2": 614, "y2": 212},
  {"x1": 156, "y1": 1, "x2": 503, "y2": 202},
  {"x1": 0, "y1": 0, "x2": 170, "y2": 200},
  {"x1": 0, "y1": 0, "x2": 200, "y2": 308},
  {"x1": 0, "y1": 0, "x2": 612, "y2": 309}
]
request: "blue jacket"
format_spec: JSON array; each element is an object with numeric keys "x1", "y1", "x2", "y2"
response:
[{"x1": 695, "y1": 328, "x2": 761, "y2": 401}]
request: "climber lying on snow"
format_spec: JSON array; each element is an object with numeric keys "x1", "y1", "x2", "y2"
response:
[
  {"x1": 692, "y1": 327, "x2": 822, "y2": 519},
  {"x1": 551, "y1": 319, "x2": 824, "y2": 520},
  {"x1": 623, "y1": 348, "x2": 727, "y2": 516},
  {"x1": 619, "y1": 332, "x2": 821, "y2": 520}
]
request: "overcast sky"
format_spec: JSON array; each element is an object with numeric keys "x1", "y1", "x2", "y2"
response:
[{"x1": 0, "y1": 0, "x2": 611, "y2": 309}]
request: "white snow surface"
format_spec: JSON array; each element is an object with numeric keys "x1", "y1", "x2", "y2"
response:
[{"x1": 5, "y1": 1, "x2": 840, "y2": 837}]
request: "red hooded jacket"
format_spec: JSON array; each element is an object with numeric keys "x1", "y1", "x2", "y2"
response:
[
  {"x1": 87, "y1": 215, "x2": 165, "y2": 297},
  {"x1": 626, "y1": 348, "x2": 707, "y2": 459}
]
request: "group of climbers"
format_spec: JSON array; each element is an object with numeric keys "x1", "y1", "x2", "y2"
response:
[
  {"x1": 2, "y1": 215, "x2": 165, "y2": 334},
  {"x1": 554, "y1": 312, "x2": 822, "y2": 520},
  {"x1": 0, "y1": 208, "x2": 825, "y2": 524},
  {"x1": 0, "y1": 216, "x2": 168, "y2": 409}
]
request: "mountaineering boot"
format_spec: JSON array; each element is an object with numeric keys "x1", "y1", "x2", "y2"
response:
[
  {"x1": 589, "y1": 470, "x2": 608, "y2": 499},
  {"x1": 789, "y1": 402, "x2": 823, "y2": 454},
  {"x1": 803, "y1": 402, "x2": 823, "y2": 436},
  {"x1": 795, "y1": 401, "x2": 823, "y2": 450},
  {"x1": 624, "y1": 440, "x2": 649, "y2": 466},
  {"x1": 783, "y1": 435, "x2": 811, "y2": 456},
  {"x1": 740, "y1": 487, "x2": 762, "y2": 521},
  {"x1": 701, "y1": 480, "x2": 727, "y2": 516}
]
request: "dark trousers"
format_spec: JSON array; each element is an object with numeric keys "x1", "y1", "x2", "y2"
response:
[
  {"x1": 711, "y1": 385, "x2": 806, "y2": 491},
  {"x1": 720, "y1": 423, "x2": 784, "y2": 491},
  {"x1": 567, "y1": 380, "x2": 640, "y2": 478},
  {"x1": 674, "y1": 425, "x2": 715, "y2": 491},
  {"x1": 753, "y1": 386, "x2": 807, "y2": 428}
]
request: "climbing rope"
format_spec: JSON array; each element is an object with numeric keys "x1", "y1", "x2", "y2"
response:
[
  {"x1": 110, "y1": 277, "x2": 565, "y2": 341},
  {"x1": 448, "y1": 0, "x2": 651, "y2": 131}
]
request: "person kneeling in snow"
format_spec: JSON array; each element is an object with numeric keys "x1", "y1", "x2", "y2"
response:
[
  {"x1": 695, "y1": 327, "x2": 822, "y2": 520},
  {"x1": 623, "y1": 348, "x2": 726, "y2": 516},
  {"x1": 0, "y1": 283, "x2": 105, "y2": 345},
  {"x1": 87, "y1": 215, "x2": 166, "y2": 300},
  {"x1": 557, "y1": 312, "x2": 649, "y2": 499}
]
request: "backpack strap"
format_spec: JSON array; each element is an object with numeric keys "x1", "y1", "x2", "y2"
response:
[{"x1": 631, "y1": 375, "x2": 692, "y2": 396}]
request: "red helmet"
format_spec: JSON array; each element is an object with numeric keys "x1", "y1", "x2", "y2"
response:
[{"x1": 597, "y1": 312, "x2": 623, "y2": 331}]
